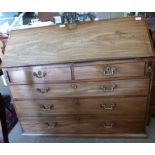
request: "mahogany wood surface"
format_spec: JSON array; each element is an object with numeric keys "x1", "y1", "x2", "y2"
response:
[
  {"x1": 74, "y1": 61, "x2": 145, "y2": 80},
  {"x1": 9, "y1": 79, "x2": 149, "y2": 99},
  {"x1": 1, "y1": 17, "x2": 153, "y2": 67},
  {"x1": 7, "y1": 81, "x2": 150, "y2": 137},
  {"x1": 7, "y1": 65, "x2": 71, "y2": 84},
  {"x1": 20, "y1": 116, "x2": 145, "y2": 135},
  {"x1": 14, "y1": 97, "x2": 147, "y2": 117},
  {"x1": 1, "y1": 17, "x2": 154, "y2": 137},
  {"x1": 4, "y1": 59, "x2": 150, "y2": 85}
]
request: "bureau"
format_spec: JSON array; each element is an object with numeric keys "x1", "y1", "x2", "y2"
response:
[
  {"x1": 147, "y1": 17, "x2": 155, "y2": 116},
  {"x1": 1, "y1": 17, "x2": 154, "y2": 137}
]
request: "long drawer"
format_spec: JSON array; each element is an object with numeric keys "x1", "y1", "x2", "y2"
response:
[
  {"x1": 6, "y1": 65, "x2": 71, "y2": 84},
  {"x1": 10, "y1": 79, "x2": 149, "y2": 99},
  {"x1": 20, "y1": 116, "x2": 145, "y2": 135},
  {"x1": 14, "y1": 97, "x2": 147, "y2": 117},
  {"x1": 74, "y1": 61, "x2": 146, "y2": 80}
]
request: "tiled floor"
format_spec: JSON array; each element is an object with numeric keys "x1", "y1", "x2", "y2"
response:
[{"x1": 9, "y1": 118, "x2": 155, "y2": 143}]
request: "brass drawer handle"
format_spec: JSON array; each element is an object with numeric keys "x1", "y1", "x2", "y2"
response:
[
  {"x1": 100, "y1": 103, "x2": 116, "y2": 111},
  {"x1": 40, "y1": 104, "x2": 54, "y2": 111},
  {"x1": 36, "y1": 87, "x2": 51, "y2": 94},
  {"x1": 103, "y1": 122, "x2": 115, "y2": 128},
  {"x1": 71, "y1": 84, "x2": 77, "y2": 89},
  {"x1": 100, "y1": 83, "x2": 117, "y2": 92},
  {"x1": 100, "y1": 66, "x2": 117, "y2": 75},
  {"x1": 33, "y1": 71, "x2": 47, "y2": 78},
  {"x1": 45, "y1": 122, "x2": 58, "y2": 128}
]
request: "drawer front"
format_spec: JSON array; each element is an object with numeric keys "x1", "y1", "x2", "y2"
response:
[
  {"x1": 74, "y1": 62, "x2": 145, "y2": 80},
  {"x1": 20, "y1": 116, "x2": 145, "y2": 134},
  {"x1": 7, "y1": 66, "x2": 71, "y2": 84},
  {"x1": 10, "y1": 79, "x2": 149, "y2": 99},
  {"x1": 14, "y1": 97, "x2": 147, "y2": 116}
]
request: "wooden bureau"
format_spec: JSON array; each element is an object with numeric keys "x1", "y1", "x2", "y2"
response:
[
  {"x1": 1, "y1": 17, "x2": 154, "y2": 137},
  {"x1": 147, "y1": 18, "x2": 155, "y2": 116}
]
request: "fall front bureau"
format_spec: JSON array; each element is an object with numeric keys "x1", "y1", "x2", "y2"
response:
[{"x1": 1, "y1": 17, "x2": 154, "y2": 137}]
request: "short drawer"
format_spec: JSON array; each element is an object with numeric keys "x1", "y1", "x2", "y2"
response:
[
  {"x1": 20, "y1": 116, "x2": 145, "y2": 135},
  {"x1": 10, "y1": 79, "x2": 150, "y2": 99},
  {"x1": 6, "y1": 65, "x2": 71, "y2": 84},
  {"x1": 74, "y1": 61, "x2": 145, "y2": 80},
  {"x1": 14, "y1": 97, "x2": 147, "y2": 117}
]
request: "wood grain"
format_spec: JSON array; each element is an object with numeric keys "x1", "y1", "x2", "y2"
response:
[
  {"x1": 20, "y1": 116, "x2": 145, "y2": 134},
  {"x1": 14, "y1": 97, "x2": 147, "y2": 117},
  {"x1": 74, "y1": 61, "x2": 145, "y2": 80},
  {"x1": 2, "y1": 17, "x2": 153, "y2": 67},
  {"x1": 5, "y1": 60, "x2": 147, "y2": 84},
  {"x1": 9, "y1": 79, "x2": 150, "y2": 99},
  {"x1": 7, "y1": 65, "x2": 71, "y2": 84},
  {"x1": 1, "y1": 17, "x2": 153, "y2": 137}
]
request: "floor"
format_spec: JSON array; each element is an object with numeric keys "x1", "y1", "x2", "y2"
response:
[{"x1": 9, "y1": 118, "x2": 155, "y2": 143}]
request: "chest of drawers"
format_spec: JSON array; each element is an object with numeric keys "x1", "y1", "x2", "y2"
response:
[{"x1": 1, "y1": 17, "x2": 154, "y2": 137}]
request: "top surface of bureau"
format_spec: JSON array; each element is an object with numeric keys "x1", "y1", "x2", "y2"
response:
[{"x1": 1, "y1": 17, "x2": 154, "y2": 68}]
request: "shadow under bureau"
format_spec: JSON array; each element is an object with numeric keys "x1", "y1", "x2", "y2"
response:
[{"x1": 1, "y1": 17, "x2": 154, "y2": 137}]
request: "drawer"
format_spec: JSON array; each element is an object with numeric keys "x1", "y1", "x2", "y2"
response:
[
  {"x1": 20, "y1": 116, "x2": 145, "y2": 135},
  {"x1": 74, "y1": 62, "x2": 145, "y2": 80},
  {"x1": 10, "y1": 79, "x2": 150, "y2": 99},
  {"x1": 14, "y1": 97, "x2": 147, "y2": 117},
  {"x1": 6, "y1": 65, "x2": 71, "y2": 84}
]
